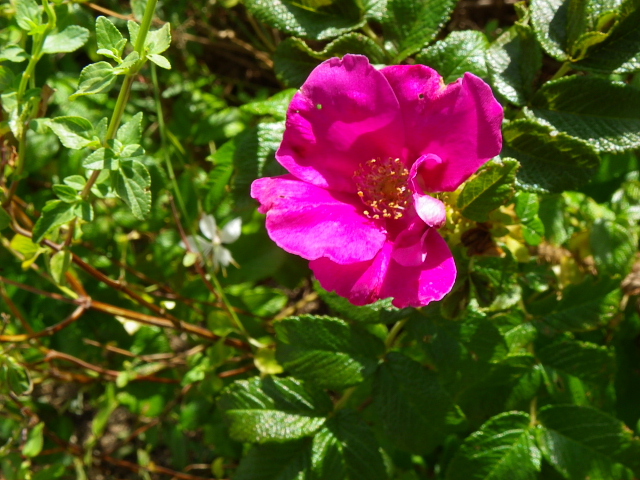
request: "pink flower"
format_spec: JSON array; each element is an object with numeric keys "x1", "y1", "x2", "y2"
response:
[{"x1": 251, "y1": 55, "x2": 503, "y2": 308}]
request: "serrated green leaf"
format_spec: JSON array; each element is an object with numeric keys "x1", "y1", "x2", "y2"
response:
[
  {"x1": 116, "y1": 112, "x2": 143, "y2": 145},
  {"x1": 416, "y1": 30, "x2": 489, "y2": 83},
  {"x1": 42, "y1": 26, "x2": 90, "y2": 54},
  {"x1": 275, "y1": 315, "x2": 384, "y2": 390},
  {"x1": 52, "y1": 184, "x2": 79, "y2": 203},
  {"x1": 531, "y1": 0, "x2": 570, "y2": 61},
  {"x1": 374, "y1": 352, "x2": 466, "y2": 454},
  {"x1": 47, "y1": 116, "x2": 96, "y2": 150},
  {"x1": 0, "y1": 45, "x2": 28, "y2": 63},
  {"x1": 312, "y1": 410, "x2": 387, "y2": 480},
  {"x1": 590, "y1": 219, "x2": 637, "y2": 275},
  {"x1": 96, "y1": 16, "x2": 127, "y2": 60},
  {"x1": 22, "y1": 422, "x2": 44, "y2": 457},
  {"x1": 146, "y1": 23, "x2": 171, "y2": 55},
  {"x1": 382, "y1": 0, "x2": 458, "y2": 61},
  {"x1": 63, "y1": 175, "x2": 87, "y2": 191},
  {"x1": 127, "y1": 20, "x2": 140, "y2": 48},
  {"x1": 244, "y1": 0, "x2": 364, "y2": 41},
  {"x1": 574, "y1": 2, "x2": 640, "y2": 73},
  {"x1": 457, "y1": 158, "x2": 519, "y2": 223},
  {"x1": 537, "y1": 405, "x2": 640, "y2": 479},
  {"x1": 70, "y1": 62, "x2": 117, "y2": 100},
  {"x1": 113, "y1": 51, "x2": 140, "y2": 75},
  {"x1": 83, "y1": 148, "x2": 117, "y2": 170},
  {"x1": 503, "y1": 119, "x2": 600, "y2": 193},
  {"x1": 274, "y1": 34, "x2": 386, "y2": 88},
  {"x1": 241, "y1": 89, "x2": 297, "y2": 120},
  {"x1": 529, "y1": 76, "x2": 640, "y2": 152},
  {"x1": 14, "y1": 0, "x2": 42, "y2": 34},
  {"x1": 234, "y1": 439, "x2": 312, "y2": 480},
  {"x1": 446, "y1": 412, "x2": 540, "y2": 480},
  {"x1": 538, "y1": 339, "x2": 615, "y2": 383},
  {"x1": 218, "y1": 377, "x2": 331, "y2": 443},
  {"x1": 487, "y1": 24, "x2": 542, "y2": 106},
  {"x1": 113, "y1": 160, "x2": 151, "y2": 220},
  {"x1": 32, "y1": 200, "x2": 78, "y2": 243},
  {"x1": 535, "y1": 277, "x2": 621, "y2": 333}
]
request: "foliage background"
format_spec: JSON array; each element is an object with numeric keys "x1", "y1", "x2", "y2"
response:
[{"x1": 1, "y1": 0, "x2": 640, "y2": 479}]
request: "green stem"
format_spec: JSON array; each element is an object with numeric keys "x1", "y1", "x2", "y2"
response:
[
  {"x1": 385, "y1": 317, "x2": 410, "y2": 350},
  {"x1": 333, "y1": 386, "x2": 356, "y2": 412},
  {"x1": 550, "y1": 62, "x2": 572, "y2": 81}
]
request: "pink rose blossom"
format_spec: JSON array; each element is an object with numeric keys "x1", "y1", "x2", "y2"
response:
[{"x1": 251, "y1": 55, "x2": 503, "y2": 308}]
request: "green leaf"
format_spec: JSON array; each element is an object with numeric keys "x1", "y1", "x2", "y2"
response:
[
  {"x1": 0, "y1": 356, "x2": 32, "y2": 395},
  {"x1": 457, "y1": 158, "x2": 519, "y2": 223},
  {"x1": 22, "y1": 422, "x2": 44, "y2": 457},
  {"x1": 275, "y1": 315, "x2": 385, "y2": 390},
  {"x1": 63, "y1": 175, "x2": 87, "y2": 191},
  {"x1": 312, "y1": 410, "x2": 387, "y2": 480},
  {"x1": 14, "y1": 0, "x2": 42, "y2": 34},
  {"x1": 373, "y1": 352, "x2": 466, "y2": 454},
  {"x1": 244, "y1": 0, "x2": 365, "y2": 41},
  {"x1": 113, "y1": 160, "x2": 151, "y2": 220},
  {"x1": 49, "y1": 249, "x2": 71, "y2": 285},
  {"x1": 0, "y1": 45, "x2": 28, "y2": 63},
  {"x1": 234, "y1": 439, "x2": 312, "y2": 480},
  {"x1": 52, "y1": 184, "x2": 79, "y2": 203},
  {"x1": 10, "y1": 234, "x2": 39, "y2": 258},
  {"x1": 528, "y1": 76, "x2": 640, "y2": 152},
  {"x1": 534, "y1": 277, "x2": 621, "y2": 333},
  {"x1": 515, "y1": 192, "x2": 545, "y2": 245},
  {"x1": 127, "y1": 20, "x2": 140, "y2": 48},
  {"x1": 416, "y1": 30, "x2": 490, "y2": 83},
  {"x1": 537, "y1": 339, "x2": 615, "y2": 384},
  {"x1": 96, "y1": 16, "x2": 127, "y2": 60},
  {"x1": 112, "y1": 51, "x2": 140, "y2": 75},
  {"x1": 42, "y1": 26, "x2": 90, "y2": 54},
  {"x1": 47, "y1": 116, "x2": 96, "y2": 150},
  {"x1": 241, "y1": 89, "x2": 297, "y2": 120},
  {"x1": 147, "y1": 53, "x2": 171, "y2": 69},
  {"x1": 32, "y1": 200, "x2": 78, "y2": 243},
  {"x1": 382, "y1": 0, "x2": 458, "y2": 61},
  {"x1": 83, "y1": 148, "x2": 118, "y2": 170},
  {"x1": 274, "y1": 35, "x2": 386, "y2": 88},
  {"x1": 537, "y1": 405, "x2": 640, "y2": 479},
  {"x1": 218, "y1": 376, "x2": 331, "y2": 443},
  {"x1": 531, "y1": 0, "x2": 570, "y2": 61},
  {"x1": 486, "y1": 24, "x2": 542, "y2": 106},
  {"x1": 146, "y1": 23, "x2": 171, "y2": 55},
  {"x1": 574, "y1": 2, "x2": 640, "y2": 73},
  {"x1": 70, "y1": 62, "x2": 117, "y2": 100},
  {"x1": 0, "y1": 207, "x2": 11, "y2": 231},
  {"x1": 591, "y1": 219, "x2": 637, "y2": 276},
  {"x1": 503, "y1": 119, "x2": 600, "y2": 193},
  {"x1": 446, "y1": 412, "x2": 541, "y2": 480},
  {"x1": 116, "y1": 112, "x2": 143, "y2": 145}
]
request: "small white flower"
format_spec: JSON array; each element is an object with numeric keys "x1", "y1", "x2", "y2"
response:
[{"x1": 181, "y1": 215, "x2": 241, "y2": 273}]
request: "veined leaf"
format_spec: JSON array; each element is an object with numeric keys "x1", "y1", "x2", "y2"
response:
[
  {"x1": 529, "y1": 76, "x2": 640, "y2": 152},
  {"x1": 47, "y1": 116, "x2": 97, "y2": 150},
  {"x1": 275, "y1": 315, "x2": 384, "y2": 390},
  {"x1": 244, "y1": 0, "x2": 364, "y2": 41},
  {"x1": 537, "y1": 405, "x2": 640, "y2": 479},
  {"x1": 96, "y1": 16, "x2": 127, "y2": 60},
  {"x1": 537, "y1": 339, "x2": 615, "y2": 384},
  {"x1": 503, "y1": 119, "x2": 600, "y2": 193},
  {"x1": 457, "y1": 157, "x2": 519, "y2": 223},
  {"x1": 373, "y1": 352, "x2": 466, "y2": 454},
  {"x1": 42, "y1": 26, "x2": 90, "y2": 54},
  {"x1": 446, "y1": 412, "x2": 541, "y2": 480},
  {"x1": 113, "y1": 160, "x2": 151, "y2": 220},
  {"x1": 416, "y1": 30, "x2": 490, "y2": 83},
  {"x1": 590, "y1": 219, "x2": 637, "y2": 276},
  {"x1": 14, "y1": 0, "x2": 42, "y2": 34},
  {"x1": 32, "y1": 200, "x2": 78, "y2": 243},
  {"x1": 217, "y1": 377, "x2": 331, "y2": 443},
  {"x1": 70, "y1": 62, "x2": 117, "y2": 100},
  {"x1": 234, "y1": 439, "x2": 312, "y2": 480}
]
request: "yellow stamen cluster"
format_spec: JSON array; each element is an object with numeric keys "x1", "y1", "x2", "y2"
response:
[{"x1": 353, "y1": 157, "x2": 411, "y2": 220}]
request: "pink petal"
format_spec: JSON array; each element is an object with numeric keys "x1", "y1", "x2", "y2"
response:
[
  {"x1": 381, "y1": 229, "x2": 456, "y2": 308},
  {"x1": 311, "y1": 242, "x2": 393, "y2": 306},
  {"x1": 277, "y1": 55, "x2": 406, "y2": 193},
  {"x1": 381, "y1": 66, "x2": 503, "y2": 192},
  {"x1": 391, "y1": 220, "x2": 428, "y2": 267},
  {"x1": 311, "y1": 228, "x2": 456, "y2": 308},
  {"x1": 251, "y1": 175, "x2": 386, "y2": 264}
]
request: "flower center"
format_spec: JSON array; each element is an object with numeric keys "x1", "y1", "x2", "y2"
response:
[{"x1": 354, "y1": 157, "x2": 411, "y2": 220}]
